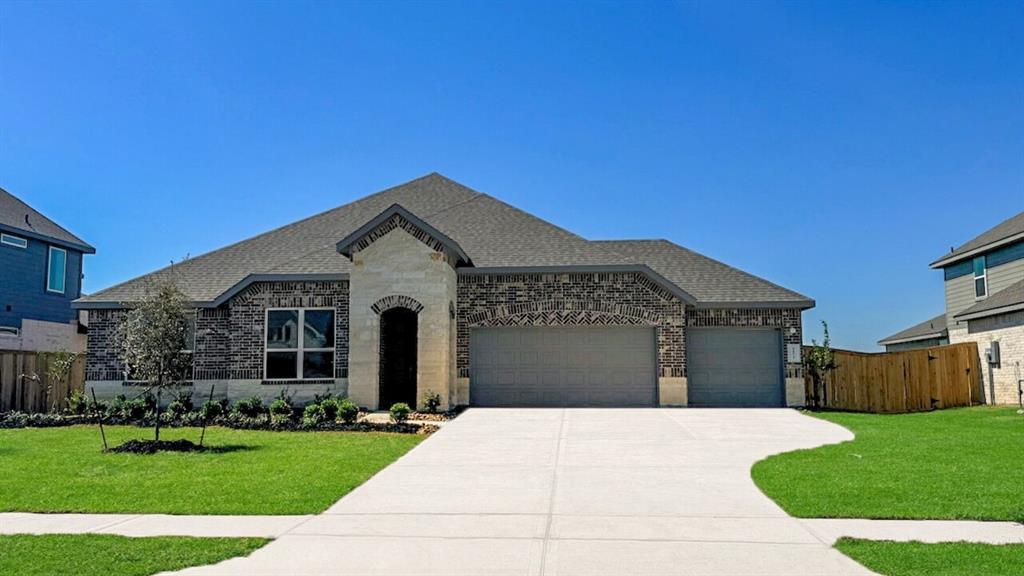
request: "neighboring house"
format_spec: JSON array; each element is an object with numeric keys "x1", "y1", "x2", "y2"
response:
[
  {"x1": 878, "y1": 314, "x2": 948, "y2": 352},
  {"x1": 74, "y1": 173, "x2": 813, "y2": 409},
  {"x1": 0, "y1": 187, "x2": 95, "y2": 352},
  {"x1": 887, "y1": 210, "x2": 1024, "y2": 404}
]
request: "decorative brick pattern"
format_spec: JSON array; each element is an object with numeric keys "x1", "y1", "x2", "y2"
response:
[
  {"x1": 349, "y1": 213, "x2": 461, "y2": 267},
  {"x1": 687, "y1": 308, "x2": 803, "y2": 377},
  {"x1": 371, "y1": 294, "x2": 424, "y2": 315},
  {"x1": 227, "y1": 280, "x2": 349, "y2": 379},
  {"x1": 457, "y1": 272, "x2": 686, "y2": 378}
]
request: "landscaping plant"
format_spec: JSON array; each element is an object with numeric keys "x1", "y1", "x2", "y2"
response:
[
  {"x1": 421, "y1": 390, "x2": 442, "y2": 414},
  {"x1": 302, "y1": 403, "x2": 325, "y2": 427},
  {"x1": 45, "y1": 350, "x2": 79, "y2": 413},
  {"x1": 389, "y1": 402, "x2": 411, "y2": 423},
  {"x1": 337, "y1": 398, "x2": 359, "y2": 424},
  {"x1": 116, "y1": 277, "x2": 193, "y2": 443},
  {"x1": 804, "y1": 320, "x2": 836, "y2": 408}
]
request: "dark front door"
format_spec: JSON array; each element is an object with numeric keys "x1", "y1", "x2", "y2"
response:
[{"x1": 379, "y1": 307, "x2": 417, "y2": 408}]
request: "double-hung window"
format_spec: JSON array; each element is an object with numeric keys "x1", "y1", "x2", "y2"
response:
[
  {"x1": 46, "y1": 246, "x2": 67, "y2": 294},
  {"x1": 973, "y1": 255, "x2": 987, "y2": 299},
  {"x1": 265, "y1": 308, "x2": 335, "y2": 380}
]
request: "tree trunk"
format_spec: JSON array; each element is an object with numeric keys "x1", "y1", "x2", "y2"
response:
[{"x1": 154, "y1": 382, "x2": 163, "y2": 442}]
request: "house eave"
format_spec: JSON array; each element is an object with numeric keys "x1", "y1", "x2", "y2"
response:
[
  {"x1": 0, "y1": 222, "x2": 95, "y2": 254},
  {"x1": 954, "y1": 302, "x2": 1024, "y2": 322},
  {"x1": 877, "y1": 331, "x2": 948, "y2": 346},
  {"x1": 930, "y1": 230, "x2": 1024, "y2": 269}
]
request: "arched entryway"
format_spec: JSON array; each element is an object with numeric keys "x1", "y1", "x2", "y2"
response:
[{"x1": 379, "y1": 307, "x2": 418, "y2": 408}]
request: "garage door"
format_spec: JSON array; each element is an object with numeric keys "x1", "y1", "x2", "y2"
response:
[
  {"x1": 470, "y1": 326, "x2": 657, "y2": 407},
  {"x1": 687, "y1": 328, "x2": 783, "y2": 407}
]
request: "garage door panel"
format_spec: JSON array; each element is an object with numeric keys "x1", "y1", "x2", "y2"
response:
[
  {"x1": 688, "y1": 328, "x2": 783, "y2": 408},
  {"x1": 470, "y1": 326, "x2": 656, "y2": 407}
]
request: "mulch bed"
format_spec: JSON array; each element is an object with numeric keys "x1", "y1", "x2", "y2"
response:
[{"x1": 107, "y1": 439, "x2": 204, "y2": 454}]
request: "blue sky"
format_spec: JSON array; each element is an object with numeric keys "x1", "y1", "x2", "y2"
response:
[{"x1": 2, "y1": 1, "x2": 1021, "y2": 350}]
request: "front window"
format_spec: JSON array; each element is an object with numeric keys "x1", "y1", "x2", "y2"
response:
[
  {"x1": 265, "y1": 308, "x2": 335, "y2": 379},
  {"x1": 973, "y1": 255, "x2": 987, "y2": 299},
  {"x1": 46, "y1": 246, "x2": 67, "y2": 294}
]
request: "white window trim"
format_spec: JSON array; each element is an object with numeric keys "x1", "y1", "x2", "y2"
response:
[
  {"x1": 1, "y1": 233, "x2": 27, "y2": 249},
  {"x1": 973, "y1": 256, "x2": 988, "y2": 301},
  {"x1": 46, "y1": 246, "x2": 67, "y2": 294},
  {"x1": 0, "y1": 326, "x2": 20, "y2": 336},
  {"x1": 263, "y1": 307, "x2": 335, "y2": 381}
]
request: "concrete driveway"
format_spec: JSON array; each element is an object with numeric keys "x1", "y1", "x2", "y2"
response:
[{"x1": 170, "y1": 408, "x2": 872, "y2": 576}]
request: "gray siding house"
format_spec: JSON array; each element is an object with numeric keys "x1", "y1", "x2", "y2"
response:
[
  {"x1": 1, "y1": 187, "x2": 94, "y2": 352},
  {"x1": 75, "y1": 174, "x2": 813, "y2": 410},
  {"x1": 878, "y1": 314, "x2": 948, "y2": 352},
  {"x1": 885, "y1": 210, "x2": 1024, "y2": 404}
]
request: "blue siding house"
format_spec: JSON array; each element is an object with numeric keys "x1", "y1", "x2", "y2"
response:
[{"x1": 0, "y1": 187, "x2": 94, "y2": 351}]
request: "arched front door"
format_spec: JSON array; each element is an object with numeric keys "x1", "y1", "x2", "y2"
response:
[{"x1": 379, "y1": 307, "x2": 418, "y2": 408}]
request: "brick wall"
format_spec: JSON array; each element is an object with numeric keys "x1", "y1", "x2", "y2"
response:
[
  {"x1": 226, "y1": 280, "x2": 349, "y2": 380},
  {"x1": 86, "y1": 280, "x2": 350, "y2": 382},
  {"x1": 457, "y1": 272, "x2": 686, "y2": 377}
]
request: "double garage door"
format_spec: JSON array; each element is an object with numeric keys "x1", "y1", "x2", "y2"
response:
[
  {"x1": 469, "y1": 326, "x2": 783, "y2": 408},
  {"x1": 470, "y1": 326, "x2": 657, "y2": 407}
]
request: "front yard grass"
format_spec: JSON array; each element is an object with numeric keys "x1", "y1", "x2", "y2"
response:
[
  {"x1": 0, "y1": 534, "x2": 267, "y2": 576},
  {"x1": 0, "y1": 425, "x2": 423, "y2": 515},
  {"x1": 835, "y1": 538, "x2": 1024, "y2": 576},
  {"x1": 751, "y1": 407, "x2": 1024, "y2": 521}
]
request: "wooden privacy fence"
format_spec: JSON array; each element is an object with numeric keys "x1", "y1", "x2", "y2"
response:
[
  {"x1": 0, "y1": 350, "x2": 86, "y2": 413},
  {"x1": 804, "y1": 342, "x2": 984, "y2": 413}
]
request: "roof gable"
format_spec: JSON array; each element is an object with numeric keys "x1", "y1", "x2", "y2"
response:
[
  {"x1": 336, "y1": 204, "x2": 471, "y2": 266},
  {"x1": 0, "y1": 187, "x2": 94, "y2": 252}
]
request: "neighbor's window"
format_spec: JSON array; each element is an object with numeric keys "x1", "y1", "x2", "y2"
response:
[
  {"x1": 46, "y1": 246, "x2": 67, "y2": 294},
  {"x1": 265, "y1": 308, "x2": 335, "y2": 379},
  {"x1": 1, "y1": 233, "x2": 27, "y2": 249},
  {"x1": 973, "y1": 255, "x2": 987, "y2": 299}
]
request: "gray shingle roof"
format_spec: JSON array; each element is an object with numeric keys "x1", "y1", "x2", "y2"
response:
[
  {"x1": 878, "y1": 314, "x2": 948, "y2": 346},
  {"x1": 954, "y1": 278, "x2": 1024, "y2": 320},
  {"x1": 931, "y1": 211, "x2": 1024, "y2": 268},
  {"x1": 76, "y1": 173, "x2": 812, "y2": 309},
  {"x1": 597, "y1": 240, "x2": 813, "y2": 307},
  {"x1": 0, "y1": 187, "x2": 95, "y2": 252}
]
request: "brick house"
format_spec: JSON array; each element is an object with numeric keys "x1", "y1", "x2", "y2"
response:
[
  {"x1": 1, "y1": 187, "x2": 94, "y2": 352},
  {"x1": 74, "y1": 174, "x2": 814, "y2": 410},
  {"x1": 881, "y1": 210, "x2": 1024, "y2": 404}
]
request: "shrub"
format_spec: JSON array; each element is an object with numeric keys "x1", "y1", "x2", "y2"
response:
[
  {"x1": 302, "y1": 403, "x2": 325, "y2": 427},
  {"x1": 66, "y1": 390, "x2": 88, "y2": 415},
  {"x1": 337, "y1": 398, "x2": 359, "y2": 424},
  {"x1": 319, "y1": 398, "x2": 340, "y2": 422},
  {"x1": 389, "y1": 402, "x2": 411, "y2": 423},
  {"x1": 140, "y1": 393, "x2": 157, "y2": 414},
  {"x1": 166, "y1": 400, "x2": 189, "y2": 419},
  {"x1": 233, "y1": 395, "x2": 266, "y2": 418},
  {"x1": 421, "y1": 390, "x2": 442, "y2": 414},
  {"x1": 172, "y1": 390, "x2": 194, "y2": 412},
  {"x1": 121, "y1": 397, "x2": 149, "y2": 420},
  {"x1": 270, "y1": 398, "x2": 293, "y2": 424},
  {"x1": 200, "y1": 399, "x2": 224, "y2": 420}
]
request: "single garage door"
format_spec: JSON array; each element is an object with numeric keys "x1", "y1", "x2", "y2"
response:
[
  {"x1": 470, "y1": 326, "x2": 657, "y2": 407},
  {"x1": 687, "y1": 328, "x2": 784, "y2": 407}
]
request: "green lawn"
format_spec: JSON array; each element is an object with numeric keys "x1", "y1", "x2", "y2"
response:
[
  {"x1": 0, "y1": 534, "x2": 267, "y2": 576},
  {"x1": 836, "y1": 538, "x2": 1024, "y2": 576},
  {"x1": 752, "y1": 407, "x2": 1024, "y2": 521},
  {"x1": 0, "y1": 425, "x2": 423, "y2": 515}
]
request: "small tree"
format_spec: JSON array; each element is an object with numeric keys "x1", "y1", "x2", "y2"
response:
[
  {"x1": 804, "y1": 320, "x2": 836, "y2": 408},
  {"x1": 46, "y1": 350, "x2": 79, "y2": 413},
  {"x1": 117, "y1": 278, "x2": 192, "y2": 442}
]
